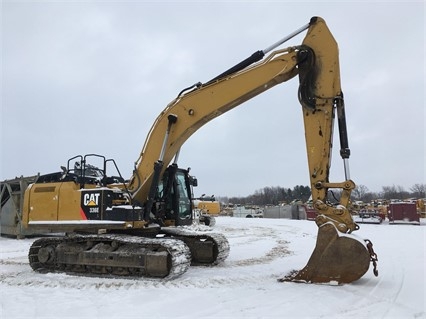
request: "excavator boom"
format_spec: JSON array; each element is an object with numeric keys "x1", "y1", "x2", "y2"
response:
[{"x1": 128, "y1": 45, "x2": 300, "y2": 204}]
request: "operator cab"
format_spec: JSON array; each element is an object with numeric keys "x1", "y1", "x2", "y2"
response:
[{"x1": 156, "y1": 165, "x2": 197, "y2": 226}]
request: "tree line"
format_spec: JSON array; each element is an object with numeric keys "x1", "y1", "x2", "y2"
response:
[
  {"x1": 218, "y1": 185, "x2": 311, "y2": 206},
  {"x1": 351, "y1": 183, "x2": 425, "y2": 203},
  {"x1": 218, "y1": 183, "x2": 426, "y2": 206}
]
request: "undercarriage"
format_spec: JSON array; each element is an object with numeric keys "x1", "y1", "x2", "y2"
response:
[{"x1": 29, "y1": 229, "x2": 230, "y2": 279}]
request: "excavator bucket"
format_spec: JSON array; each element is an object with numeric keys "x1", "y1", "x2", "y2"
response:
[{"x1": 280, "y1": 222, "x2": 373, "y2": 284}]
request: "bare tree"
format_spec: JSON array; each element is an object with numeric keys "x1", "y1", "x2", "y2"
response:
[
  {"x1": 410, "y1": 184, "x2": 426, "y2": 198},
  {"x1": 382, "y1": 185, "x2": 409, "y2": 200},
  {"x1": 352, "y1": 184, "x2": 369, "y2": 201}
]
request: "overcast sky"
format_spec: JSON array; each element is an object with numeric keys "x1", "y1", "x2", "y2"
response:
[{"x1": 1, "y1": 1, "x2": 425, "y2": 198}]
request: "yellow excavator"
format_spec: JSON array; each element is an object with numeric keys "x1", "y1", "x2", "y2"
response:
[{"x1": 0, "y1": 17, "x2": 378, "y2": 283}]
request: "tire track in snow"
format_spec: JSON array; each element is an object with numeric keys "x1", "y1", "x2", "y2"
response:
[
  {"x1": 227, "y1": 239, "x2": 291, "y2": 267},
  {"x1": 331, "y1": 261, "x2": 421, "y2": 318},
  {"x1": 0, "y1": 255, "x2": 31, "y2": 266},
  {"x1": 0, "y1": 268, "x2": 283, "y2": 290},
  {"x1": 219, "y1": 224, "x2": 293, "y2": 266}
]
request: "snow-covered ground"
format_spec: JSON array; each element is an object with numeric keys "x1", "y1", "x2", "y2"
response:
[{"x1": 1, "y1": 217, "x2": 425, "y2": 318}]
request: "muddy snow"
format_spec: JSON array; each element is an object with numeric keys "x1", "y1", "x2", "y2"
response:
[{"x1": 1, "y1": 217, "x2": 425, "y2": 318}]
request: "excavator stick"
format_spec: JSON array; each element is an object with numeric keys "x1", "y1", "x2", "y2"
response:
[{"x1": 280, "y1": 222, "x2": 374, "y2": 284}]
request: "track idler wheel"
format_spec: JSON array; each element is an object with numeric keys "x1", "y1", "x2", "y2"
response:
[{"x1": 280, "y1": 222, "x2": 371, "y2": 284}]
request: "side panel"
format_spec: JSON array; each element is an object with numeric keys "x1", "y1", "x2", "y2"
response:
[
  {"x1": 24, "y1": 181, "x2": 82, "y2": 223},
  {"x1": 57, "y1": 182, "x2": 84, "y2": 220},
  {"x1": 27, "y1": 183, "x2": 62, "y2": 221}
]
